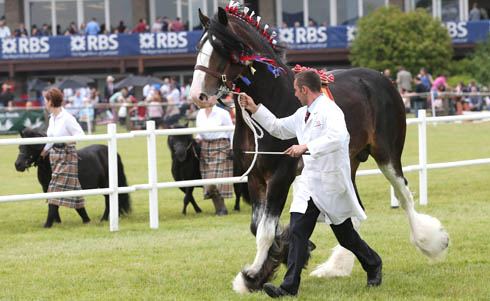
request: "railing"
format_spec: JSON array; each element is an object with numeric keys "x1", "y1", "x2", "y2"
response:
[
  {"x1": 1, "y1": 110, "x2": 490, "y2": 231},
  {"x1": 0, "y1": 122, "x2": 246, "y2": 232}
]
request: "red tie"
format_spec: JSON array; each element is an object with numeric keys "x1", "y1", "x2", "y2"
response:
[{"x1": 305, "y1": 111, "x2": 310, "y2": 123}]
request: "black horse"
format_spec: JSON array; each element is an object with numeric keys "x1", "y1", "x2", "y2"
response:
[
  {"x1": 190, "y1": 5, "x2": 449, "y2": 293},
  {"x1": 167, "y1": 124, "x2": 247, "y2": 214},
  {"x1": 14, "y1": 127, "x2": 131, "y2": 226}
]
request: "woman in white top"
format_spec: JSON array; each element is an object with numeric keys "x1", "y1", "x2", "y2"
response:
[
  {"x1": 195, "y1": 104, "x2": 234, "y2": 215},
  {"x1": 40, "y1": 88, "x2": 90, "y2": 228}
]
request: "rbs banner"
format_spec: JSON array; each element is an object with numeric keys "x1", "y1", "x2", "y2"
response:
[{"x1": 0, "y1": 21, "x2": 488, "y2": 61}]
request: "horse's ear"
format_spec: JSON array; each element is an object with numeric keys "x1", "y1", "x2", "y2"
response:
[
  {"x1": 198, "y1": 9, "x2": 210, "y2": 28},
  {"x1": 218, "y1": 7, "x2": 228, "y2": 26},
  {"x1": 20, "y1": 129, "x2": 25, "y2": 138}
]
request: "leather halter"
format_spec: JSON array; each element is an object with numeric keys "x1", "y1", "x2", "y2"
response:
[
  {"x1": 194, "y1": 61, "x2": 237, "y2": 91},
  {"x1": 194, "y1": 22, "x2": 247, "y2": 95}
]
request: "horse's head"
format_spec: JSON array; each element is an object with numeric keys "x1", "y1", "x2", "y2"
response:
[
  {"x1": 167, "y1": 125, "x2": 198, "y2": 163},
  {"x1": 14, "y1": 127, "x2": 46, "y2": 172},
  {"x1": 190, "y1": 3, "x2": 286, "y2": 108}
]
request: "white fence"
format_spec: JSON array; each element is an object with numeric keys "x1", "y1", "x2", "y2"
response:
[{"x1": 1, "y1": 109, "x2": 490, "y2": 231}]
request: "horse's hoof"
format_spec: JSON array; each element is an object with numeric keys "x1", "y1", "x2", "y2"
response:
[
  {"x1": 232, "y1": 272, "x2": 252, "y2": 294},
  {"x1": 83, "y1": 219, "x2": 91, "y2": 224},
  {"x1": 54, "y1": 219, "x2": 61, "y2": 224},
  {"x1": 215, "y1": 209, "x2": 228, "y2": 216},
  {"x1": 43, "y1": 223, "x2": 53, "y2": 228},
  {"x1": 233, "y1": 207, "x2": 240, "y2": 211},
  {"x1": 182, "y1": 211, "x2": 187, "y2": 215}
]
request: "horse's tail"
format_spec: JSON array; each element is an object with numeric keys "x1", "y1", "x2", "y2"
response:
[{"x1": 117, "y1": 153, "x2": 131, "y2": 215}]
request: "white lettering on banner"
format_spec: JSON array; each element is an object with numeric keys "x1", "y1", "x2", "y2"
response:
[
  {"x1": 144, "y1": 32, "x2": 188, "y2": 49},
  {"x1": 296, "y1": 27, "x2": 306, "y2": 43},
  {"x1": 347, "y1": 26, "x2": 356, "y2": 42},
  {"x1": 279, "y1": 27, "x2": 328, "y2": 44},
  {"x1": 279, "y1": 28, "x2": 294, "y2": 43},
  {"x1": 2, "y1": 37, "x2": 50, "y2": 54},
  {"x1": 71, "y1": 34, "x2": 119, "y2": 52},
  {"x1": 446, "y1": 22, "x2": 468, "y2": 38}
]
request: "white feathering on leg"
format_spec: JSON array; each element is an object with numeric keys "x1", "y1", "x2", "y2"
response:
[
  {"x1": 310, "y1": 245, "x2": 355, "y2": 278},
  {"x1": 411, "y1": 212, "x2": 449, "y2": 263},
  {"x1": 232, "y1": 271, "x2": 251, "y2": 294}
]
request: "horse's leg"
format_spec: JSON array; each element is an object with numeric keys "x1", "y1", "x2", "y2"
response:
[
  {"x1": 101, "y1": 196, "x2": 109, "y2": 221},
  {"x1": 377, "y1": 158, "x2": 449, "y2": 263},
  {"x1": 310, "y1": 159, "x2": 364, "y2": 278},
  {"x1": 187, "y1": 187, "x2": 202, "y2": 214},
  {"x1": 233, "y1": 183, "x2": 240, "y2": 211},
  {"x1": 233, "y1": 171, "x2": 294, "y2": 293},
  {"x1": 54, "y1": 206, "x2": 62, "y2": 223},
  {"x1": 76, "y1": 207, "x2": 91, "y2": 224},
  {"x1": 44, "y1": 204, "x2": 59, "y2": 228}
]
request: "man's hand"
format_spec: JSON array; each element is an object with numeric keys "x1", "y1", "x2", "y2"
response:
[
  {"x1": 284, "y1": 145, "x2": 308, "y2": 158},
  {"x1": 239, "y1": 93, "x2": 259, "y2": 113}
]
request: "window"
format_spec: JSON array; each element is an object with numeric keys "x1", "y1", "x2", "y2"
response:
[
  {"x1": 441, "y1": 0, "x2": 460, "y2": 21},
  {"x1": 56, "y1": 1, "x2": 77, "y2": 35},
  {"x1": 363, "y1": 0, "x2": 386, "y2": 16},
  {"x1": 283, "y1": 0, "x2": 304, "y2": 27},
  {"x1": 109, "y1": 0, "x2": 132, "y2": 32},
  {"x1": 309, "y1": 0, "x2": 330, "y2": 26},
  {"x1": 337, "y1": 0, "x2": 359, "y2": 25},
  {"x1": 0, "y1": 0, "x2": 4, "y2": 20},
  {"x1": 84, "y1": 0, "x2": 105, "y2": 31},
  {"x1": 29, "y1": 1, "x2": 52, "y2": 34},
  {"x1": 156, "y1": 0, "x2": 178, "y2": 23},
  {"x1": 414, "y1": 0, "x2": 433, "y2": 15}
]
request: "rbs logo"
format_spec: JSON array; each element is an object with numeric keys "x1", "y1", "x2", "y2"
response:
[
  {"x1": 445, "y1": 22, "x2": 468, "y2": 38},
  {"x1": 2, "y1": 37, "x2": 49, "y2": 54},
  {"x1": 71, "y1": 34, "x2": 118, "y2": 52},
  {"x1": 279, "y1": 27, "x2": 327, "y2": 44}
]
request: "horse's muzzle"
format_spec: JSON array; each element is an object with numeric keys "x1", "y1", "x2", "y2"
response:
[{"x1": 14, "y1": 159, "x2": 27, "y2": 172}]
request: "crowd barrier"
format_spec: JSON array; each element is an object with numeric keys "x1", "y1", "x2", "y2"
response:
[{"x1": 1, "y1": 110, "x2": 490, "y2": 231}]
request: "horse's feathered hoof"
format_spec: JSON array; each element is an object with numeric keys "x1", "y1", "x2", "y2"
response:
[{"x1": 411, "y1": 213, "x2": 450, "y2": 263}]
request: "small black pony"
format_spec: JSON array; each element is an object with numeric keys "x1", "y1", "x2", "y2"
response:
[
  {"x1": 14, "y1": 127, "x2": 131, "y2": 226},
  {"x1": 167, "y1": 124, "x2": 247, "y2": 214}
]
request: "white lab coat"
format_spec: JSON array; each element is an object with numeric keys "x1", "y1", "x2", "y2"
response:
[{"x1": 252, "y1": 94, "x2": 366, "y2": 225}]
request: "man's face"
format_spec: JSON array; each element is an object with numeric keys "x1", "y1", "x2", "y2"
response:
[{"x1": 294, "y1": 79, "x2": 307, "y2": 106}]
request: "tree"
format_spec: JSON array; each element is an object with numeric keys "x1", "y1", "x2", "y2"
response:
[{"x1": 350, "y1": 6, "x2": 453, "y2": 76}]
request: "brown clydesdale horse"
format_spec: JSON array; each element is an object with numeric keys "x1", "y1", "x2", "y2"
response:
[{"x1": 189, "y1": 4, "x2": 449, "y2": 294}]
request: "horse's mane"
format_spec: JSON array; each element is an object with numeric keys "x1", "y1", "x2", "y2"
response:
[
  {"x1": 207, "y1": 5, "x2": 286, "y2": 66},
  {"x1": 21, "y1": 127, "x2": 46, "y2": 138}
]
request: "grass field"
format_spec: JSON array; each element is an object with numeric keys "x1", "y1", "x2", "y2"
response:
[{"x1": 1, "y1": 121, "x2": 489, "y2": 300}]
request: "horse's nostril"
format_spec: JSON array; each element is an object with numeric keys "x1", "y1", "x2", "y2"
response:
[{"x1": 199, "y1": 93, "x2": 208, "y2": 101}]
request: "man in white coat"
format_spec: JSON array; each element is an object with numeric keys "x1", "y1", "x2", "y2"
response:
[{"x1": 240, "y1": 70, "x2": 382, "y2": 298}]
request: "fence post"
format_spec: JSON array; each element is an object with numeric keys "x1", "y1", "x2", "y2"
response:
[
  {"x1": 146, "y1": 121, "x2": 159, "y2": 229},
  {"x1": 108, "y1": 123, "x2": 119, "y2": 231},
  {"x1": 418, "y1": 109, "x2": 428, "y2": 205}
]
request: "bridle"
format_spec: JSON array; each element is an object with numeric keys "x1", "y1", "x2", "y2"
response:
[{"x1": 194, "y1": 24, "x2": 248, "y2": 100}]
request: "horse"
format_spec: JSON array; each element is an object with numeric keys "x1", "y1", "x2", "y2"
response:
[
  {"x1": 167, "y1": 124, "x2": 247, "y2": 214},
  {"x1": 189, "y1": 4, "x2": 449, "y2": 294},
  {"x1": 14, "y1": 127, "x2": 131, "y2": 226}
]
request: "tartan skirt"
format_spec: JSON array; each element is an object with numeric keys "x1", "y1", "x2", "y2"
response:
[
  {"x1": 47, "y1": 145, "x2": 85, "y2": 208},
  {"x1": 200, "y1": 138, "x2": 233, "y2": 199}
]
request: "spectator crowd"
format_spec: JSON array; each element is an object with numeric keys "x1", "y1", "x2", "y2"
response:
[{"x1": 0, "y1": 15, "x2": 193, "y2": 39}]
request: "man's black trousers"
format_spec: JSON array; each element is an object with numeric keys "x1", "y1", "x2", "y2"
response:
[{"x1": 280, "y1": 199, "x2": 382, "y2": 295}]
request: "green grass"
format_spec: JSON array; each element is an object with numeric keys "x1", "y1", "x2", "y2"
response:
[{"x1": 1, "y1": 122, "x2": 489, "y2": 300}]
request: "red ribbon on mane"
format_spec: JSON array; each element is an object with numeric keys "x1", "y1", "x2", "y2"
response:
[{"x1": 292, "y1": 65, "x2": 335, "y2": 101}]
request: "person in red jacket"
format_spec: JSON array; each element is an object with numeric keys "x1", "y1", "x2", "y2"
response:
[{"x1": 133, "y1": 19, "x2": 148, "y2": 33}]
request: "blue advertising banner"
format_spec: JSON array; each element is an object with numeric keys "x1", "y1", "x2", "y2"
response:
[{"x1": 0, "y1": 21, "x2": 488, "y2": 61}]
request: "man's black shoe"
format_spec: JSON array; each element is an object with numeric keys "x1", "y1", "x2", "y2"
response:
[
  {"x1": 367, "y1": 262, "x2": 382, "y2": 287},
  {"x1": 263, "y1": 283, "x2": 295, "y2": 298}
]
